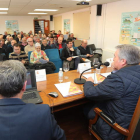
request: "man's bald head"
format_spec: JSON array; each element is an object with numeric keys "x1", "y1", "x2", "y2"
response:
[
  {"x1": 58, "y1": 37, "x2": 63, "y2": 44},
  {"x1": 81, "y1": 39, "x2": 88, "y2": 48}
]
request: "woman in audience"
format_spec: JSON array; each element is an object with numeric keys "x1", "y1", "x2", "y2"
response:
[{"x1": 30, "y1": 43, "x2": 49, "y2": 64}]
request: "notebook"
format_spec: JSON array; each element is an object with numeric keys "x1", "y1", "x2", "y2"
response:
[
  {"x1": 22, "y1": 70, "x2": 43, "y2": 104},
  {"x1": 55, "y1": 82, "x2": 82, "y2": 97}
]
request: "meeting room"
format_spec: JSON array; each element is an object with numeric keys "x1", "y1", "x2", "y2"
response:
[{"x1": 0, "y1": 0, "x2": 140, "y2": 140}]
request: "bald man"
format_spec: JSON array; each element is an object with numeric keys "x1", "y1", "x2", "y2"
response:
[
  {"x1": 51, "y1": 37, "x2": 66, "y2": 50},
  {"x1": 77, "y1": 39, "x2": 95, "y2": 64}
]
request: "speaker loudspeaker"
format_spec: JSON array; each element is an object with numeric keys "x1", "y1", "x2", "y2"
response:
[
  {"x1": 97, "y1": 5, "x2": 102, "y2": 16},
  {"x1": 50, "y1": 15, "x2": 53, "y2": 21}
]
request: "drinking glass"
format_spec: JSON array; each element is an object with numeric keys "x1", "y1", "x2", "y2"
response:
[{"x1": 63, "y1": 62, "x2": 69, "y2": 79}]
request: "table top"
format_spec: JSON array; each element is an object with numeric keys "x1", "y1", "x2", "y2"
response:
[{"x1": 37, "y1": 66, "x2": 112, "y2": 111}]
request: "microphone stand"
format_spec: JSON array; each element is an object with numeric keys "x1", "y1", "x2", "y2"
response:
[{"x1": 74, "y1": 64, "x2": 100, "y2": 84}]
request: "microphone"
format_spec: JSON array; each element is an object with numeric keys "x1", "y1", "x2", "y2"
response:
[
  {"x1": 100, "y1": 62, "x2": 110, "y2": 67},
  {"x1": 74, "y1": 62, "x2": 110, "y2": 84}
]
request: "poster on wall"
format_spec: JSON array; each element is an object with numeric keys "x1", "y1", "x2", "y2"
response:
[
  {"x1": 119, "y1": 11, "x2": 140, "y2": 46},
  {"x1": 5, "y1": 20, "x2": 19, "y2": 34},
  {"x1": 64, "y1": 19, "x2": 70, "y2": 34}
]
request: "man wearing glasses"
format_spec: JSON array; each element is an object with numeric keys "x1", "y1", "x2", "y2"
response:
[{"x1": 24, "y1": 38, "x2": 35, "y2": 55}]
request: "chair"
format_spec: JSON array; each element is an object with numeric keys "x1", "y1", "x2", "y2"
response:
[
  {"x1": 45, "y1": 49, "x2": 62, "y2": 73},
  {"x1": 89, "y1": 96, "x2": 140, "y2": 140},
  {"x1": 87, "y1": 44, "x2": 102, "y2": 62},
  {"x1": 28, "y1": 51, "x2": 32, "y2": 62}
]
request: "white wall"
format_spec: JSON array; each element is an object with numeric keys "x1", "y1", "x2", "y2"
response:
[
  {"x1": 101, "y1": 0, "x2": 140, "y2": 61},
  {"x1": 0, "y1": 16, "x2": 50, "y2": 34}
]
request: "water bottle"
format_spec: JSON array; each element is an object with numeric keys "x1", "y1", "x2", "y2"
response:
[{"x1": 58, "y1": 68, "x2": 63, "y2": 83}]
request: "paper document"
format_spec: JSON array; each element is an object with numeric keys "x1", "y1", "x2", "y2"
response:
[
  {"x1": 39, "y1": 59, "x2": 48, "y2": 64},
  {"x1": 72, "y1": 56, "x2": 79, "y2": 58},
  {"x1": 100, "y1": 72, "x2": 111, "y2": 77},
  {"x1": 55, "y1": 82, "x2": 82, "y2": 97},
  {"x1": 83, "y1": 73, "x2": 105, "y2": 84}
]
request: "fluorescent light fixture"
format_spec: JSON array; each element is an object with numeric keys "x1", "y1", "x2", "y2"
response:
[
  {"x1": 71, "y1": 0, "x2": 91, "y2": 1},
  {"x1": 0, "y1": 12, "x2": 7, "y2": 14},
  {"x1": 34, "y1": 9, "x2": 58, "y2": 11},
  {"x1": 28, "y1": 13, "x2": 47, "y2": 14},
  {"x1": 0, "y1": 8, "x2": 8, "y2": 10}
]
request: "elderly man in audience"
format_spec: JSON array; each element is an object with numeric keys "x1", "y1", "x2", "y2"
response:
[
  {"x1": 52, "y1": 37, "x2": 66, "y2": 50},
  {"x1": 35, "y1": 37, "x2": 41, "y2": 44},
  {"x1": 5, "y1": 35, "x2": 10, "y2": 45},
  {"x1": 9, "y1": 43, "x2": 29, "y2": 67},
  {"x1": 77, "y1": 39, "x2": 98, "y2": 64},
  {"x1": 24, "y1": 38, "x2": 35, "y2": 55},
  {"x1": 84, "y1": 44, "x2": 140, "y2": 140},
  {"x1": 30, "y1": 43, "x2": 49, "y2": 64},
  {"x1": 7, "y1": 39, "x2": 17, "y2": 55},
  {"x1": 41, "y1": 39, "x2": 51, "y2": 50},
  {"x1": 60, "y1": 40, "x2": 80, "y2": 70},
  {"x1": 0, "y1": 60, "x2": 66, "y2": 140},
  {"x1": 7, "y1": 36, "x2": 13, "y2": 46},
  {"x1": 68, "y1": 33, "x2": 77, "y2": 41}
]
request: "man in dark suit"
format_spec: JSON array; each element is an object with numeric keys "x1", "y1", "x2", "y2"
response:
[{"x1": 0, "y1": 60, "x2": 66, "y2": 140}]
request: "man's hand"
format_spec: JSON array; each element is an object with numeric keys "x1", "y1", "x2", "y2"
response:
[
  {"x1": 21, "y1": 60, "x2": 26, "y2": 64},
  {"x1": 89, "y1": 54, "x2": 93, "y2": 57},
  {"x1": 86, "y1": 77, "x2": 94, "y2": 83},
  {"x1": 67, "y1": 57, "x2": 72, "y2": 61},
  {"x1": 86, "y1": 54, "x2": 90, "y2": 57},
  {"x1": 69, "y1": 47, "x2": 74, "y2": 51}
]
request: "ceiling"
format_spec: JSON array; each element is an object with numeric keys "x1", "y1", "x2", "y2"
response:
[{"x1": 0, "y1": 0, "x2": 121, "y2": 16}]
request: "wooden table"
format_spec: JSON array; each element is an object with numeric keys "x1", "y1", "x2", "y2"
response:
[{"x1": 37, "y1": 66, "x2": 112, "y2": 112}]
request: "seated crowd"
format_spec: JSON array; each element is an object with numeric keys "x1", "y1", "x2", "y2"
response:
[
  {"x1": 0, "y1": 30, "x2": 140, "y2": 140},
  {"x1": 0, "y1": 30, "x2": 100, "y2": 72}
]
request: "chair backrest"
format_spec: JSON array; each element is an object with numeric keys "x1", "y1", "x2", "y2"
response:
[
  {"x1": 28, "y1": 51, "x2": 32, "y2": 62},
  {"x1": 74, "y1": 40, "x2": 82, "y2": 47},
  {"x1": 45, "y1": 49, "x2": 60, "y2": 60},
  {"x1": 126, "y1": 96, "x2": 140, "y2": 140},
  {"x1": 60, "y1": 48, "x2": 63, "y2": 56},
  {"x1": 87, "y1": 44, "x2": 96, "y2": 51}
]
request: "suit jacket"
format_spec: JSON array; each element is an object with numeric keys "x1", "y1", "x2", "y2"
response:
[{"x1": 0, "y1": 98, "x2": 66, "y2": 140}]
